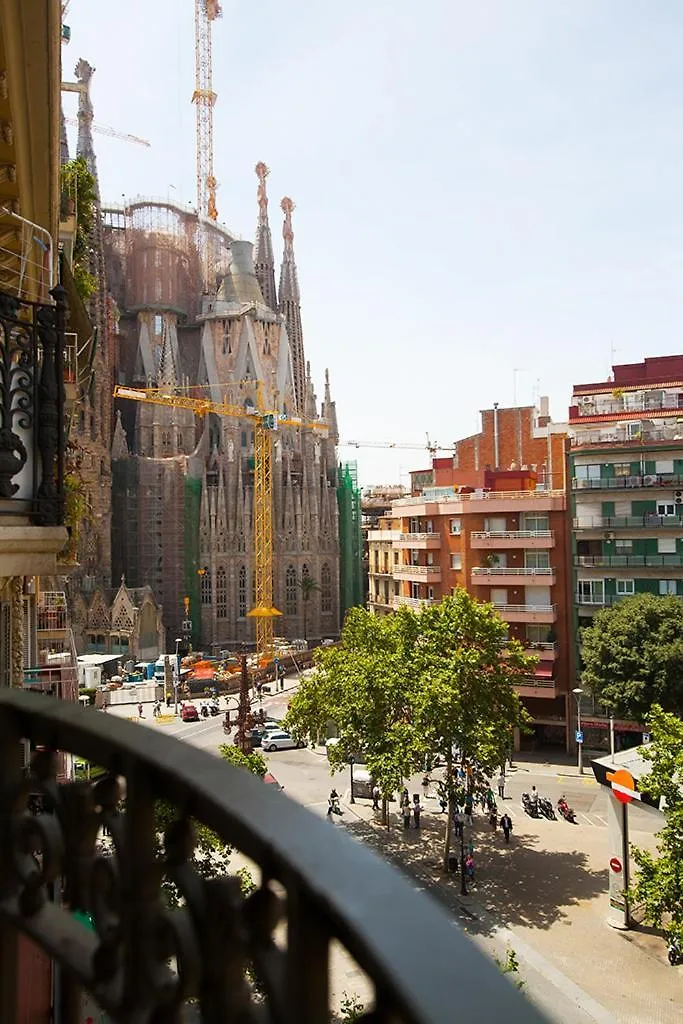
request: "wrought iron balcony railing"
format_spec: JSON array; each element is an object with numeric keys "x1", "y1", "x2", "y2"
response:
[
  {"x1": 0, "y1": 285, "x2": 66, "y2": 525},
  {"x1": 0, "y1": 690, "x2": 542, "y2": 1024}
]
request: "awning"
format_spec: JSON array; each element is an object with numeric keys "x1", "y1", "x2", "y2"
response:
[{"x1": 533, "y1": 666, "x2": 554, "y2": 680}]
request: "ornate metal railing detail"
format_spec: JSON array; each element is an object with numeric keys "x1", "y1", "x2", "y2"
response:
[
  {"x1": 0, "y1": 284, "x2": 66, "y2": 524},
  {"x1": 0, "y1": 690, "x2": 543, "y2": 1024}
]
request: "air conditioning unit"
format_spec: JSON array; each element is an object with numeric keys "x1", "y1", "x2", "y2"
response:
[
  {"x1": 676, "y1": 497, "x2": 683, "y2": 507},
  {"x1": 603, "y1": 532, "x2": 615, "y2": 541},
  {"x1": 643, "y1": 475, "x2": 657, "y2": 486},
  {"x1": 675, "y1": 490, "x2": 683, "y2": 499}
]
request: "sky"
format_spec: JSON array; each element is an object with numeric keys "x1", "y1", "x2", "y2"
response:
[{"x1": 63, "y1": 1, "x2": 683, "y2": 488}]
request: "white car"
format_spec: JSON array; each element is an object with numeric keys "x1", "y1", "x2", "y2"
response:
[{"x1": 263, "y1": 731, "x2": 305, "y2": 752}]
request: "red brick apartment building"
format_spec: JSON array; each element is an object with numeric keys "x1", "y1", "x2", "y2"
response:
[{"x1": 377, "y1": 403, "x2": 573, "y2": 750}]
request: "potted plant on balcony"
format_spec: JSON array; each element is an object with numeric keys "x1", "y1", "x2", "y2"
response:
[{"x1": 481, "y1": 553, "x2": 500, "y2": 569}]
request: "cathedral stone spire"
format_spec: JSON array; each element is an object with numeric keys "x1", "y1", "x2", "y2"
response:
[
  {"x1": 322, "y1": 367, "x2": 339, "y2": 443},
  {"x1": 253, "y1": 162, "x2": 277, "y2": 310},
  {"x1": 74, "y1": 59, "x2": 100, "y2": 196},
  {"x1": 278, "y1": 197, "x2": 306, "y2": 416},
  {"x1": 111, "y1": 410, "x2": 129, "y2": 460},
  {"x1": 157, "y1": 321, "x2": 178, "y2": 387}
]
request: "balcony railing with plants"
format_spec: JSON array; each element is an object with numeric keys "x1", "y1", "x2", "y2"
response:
[
  {"x1": 575, "y1": 554, "x2": 683, "y2": 568},
  {"x1": 574, "y1": 515, "x2": 683, "y2": 530},
  {"x1": 572, "y1": 473, "x2": 683, "y2": 490},
  {"x1": 0, "y1": 690, "x2": 543, "y2": 1023},
  {"x1": 0, "y1": 284, "x2": 66, "y2": 525}
]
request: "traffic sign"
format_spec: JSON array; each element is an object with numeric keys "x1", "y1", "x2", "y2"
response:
[
  {"x1": 642, "y1": 732, "x2": 651, "y2": 744},
  {"x1": 606, "y1": 768, "x2": 641, "y2": 805},
  {"x1": 609, "y1": 857, "x2": 622, "y2": 874},
  {"x1": 575, "y1": 730, "x2": 583, "y2": 744}
]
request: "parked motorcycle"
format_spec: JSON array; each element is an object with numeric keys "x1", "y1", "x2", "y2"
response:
[
  {"x1": 521, "y1": 792, "x2": 539, "y2": 818},
  {"x1": 539, "y1": 797, "x2": 556, "y2": 820},
  {"x1": 557, "y1": 797, "x2": 576, "y2": 823},
  {"x1": 209, "y1": 703, "x2": 219, "y2": 717},
  {"x1": 667, "y1": 937, "x2": 681, "y2": 966},
  {"x1": 201, "y1": 705, "x2": 209, "y2": 719}
]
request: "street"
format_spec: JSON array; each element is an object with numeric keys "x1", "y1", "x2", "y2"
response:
[{"x1": 106, "y1": 686, "x2": 681, "y2": 1023}]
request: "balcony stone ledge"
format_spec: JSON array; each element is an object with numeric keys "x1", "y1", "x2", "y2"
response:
[{"x1": 0, "y1": 524, "x2": 68, "y2": 576}]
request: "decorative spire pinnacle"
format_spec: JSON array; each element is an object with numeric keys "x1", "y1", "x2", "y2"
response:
[
  {"x1": 253, "y1": 162, "x2": 277, "y2": 309},
  {"x1": 74, "y1": 59, "x2": 100, "y2": 197},
  {"x1": 279, "y1": 196, "x2": 305, "y2": 414},
  {"x1": 157, "y1": 321, "x2": 178, "y2": 387},
  {"x1": 111, "y1": 410, "x2": 129, "y2": 460},
  {"x1": 322, "y1": 367, "x2": 339, "y2": 444}
]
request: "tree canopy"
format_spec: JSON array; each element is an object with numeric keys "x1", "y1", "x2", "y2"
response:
[
  {"x1": 285, "y1": 591, "x2": 533, "y2": 861},
  {"x1": 630, "y1": 705, "x2": 683, "y2": 945},
  {"x1": 581, "y1": 594, "x2": 683, "y2": 720}
]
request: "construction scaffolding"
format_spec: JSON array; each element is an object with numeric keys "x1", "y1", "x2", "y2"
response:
[{"x1": 337, "y1": 461, "x2": 363, "y2": 622}]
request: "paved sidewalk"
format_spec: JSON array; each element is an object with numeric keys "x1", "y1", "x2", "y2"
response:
[{"x1": 336, "y1": 793, "x2": 682, "y2": 1023}]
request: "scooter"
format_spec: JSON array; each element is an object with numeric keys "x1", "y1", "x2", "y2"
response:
[
  {"x1": 201, "y1": 705, "x2": 209, "y2": 719},
  {"x1": 557, "y1": 797, "x2": 576, "y2": 823},
  {"x1": 667, "y1": 937, "x2": 681, "y2": 966},
  {"x1": 328, "y1": 795, "x2": 343, "y2": 815},
  {"x1": 521, "y1": 792, "x2": 539, "y2": 818},
  {"x1": 539, "y1": 797, "x2": 556, "y2": 820},
  {"x1": 209, "y1": 703, "x2": 219, "y2": 717}
]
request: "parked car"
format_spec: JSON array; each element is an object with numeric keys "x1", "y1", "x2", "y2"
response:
[
  {"x1": 181, "y1": 703, "x2": 199, "y2": 722},
  {"x1": 263, "y1": 731, "x2": 305, "y2": 752}
]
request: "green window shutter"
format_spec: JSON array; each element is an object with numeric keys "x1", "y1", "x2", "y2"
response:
[
  {"x1": 674, "y1": 459, "x2": 683, "y2": 475},
  {"x1": 677, "y1": 580, "x2": 683, "y2": 597},
  {"x1": 602, "y1": 463, "x2": 614, "y2": 479},
  {"x1": 644, "y1": 460, "x2": 656, "y2": 475},
  {"x1": 677, "y1": 538, "x2": 683, "y2": 555},
  {"x1": 601, "y1": 501, "x2": 615, "y2": 516},
  {"x1": 604, "y1": 577, "x2": 617, "y2": 597},
  {"x1": 630, "y1": 462, "x2": 642, "y2": 476},
  {"x1": 635, "y1": 578, "x2": 659, "y2": 594},
  {"x1": 632, "y1": 538, "x2": 657, "y2": 555},
  {"x1": 631, "y1": 500, "x2": 657, "y2": 516},
  {"x1": 603, "y1": 538, "x2": 616, "y2": 555}
]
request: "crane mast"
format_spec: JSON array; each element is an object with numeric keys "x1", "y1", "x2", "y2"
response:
[{"x1": 193, "y1": 0, "x2": 221, "y2": 288}]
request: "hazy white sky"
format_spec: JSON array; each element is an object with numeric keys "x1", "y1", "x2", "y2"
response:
[{"x1": 64, "y1": 1, "x2": 683, "y2": 488}]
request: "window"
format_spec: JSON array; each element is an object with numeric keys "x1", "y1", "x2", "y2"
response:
[
  {"x1": 578, "y1": 579, "x2": 604, "y2": 604},
  {"x1": 526, "y1": 624, "x2": 551, "y2": 644},
  {"x1": 657, "y1": 502, "x2": 676, "y2": 517},
  {"x1": 410, "y1": 583, "x2": 420, "y2": 599},
  {"x1": 427, "y1": 587, "x2": 434, "y2": 599},
  {"x1": 658, "y1": 537, "x2": 677, "y2": 554},
  {"x1": 616, "y1": 579, "x2": 634, "y2": 596},
  {"x1": 484, "y1": 517, "x2": 507, "y2": 532},
  {"x1": 575, "y1": 464, "x2": 601, "y2": 482},
  {"x1": 153, "y1": 314, "x2": 162, "y2": 335},
  {"x1": 450, "y1": 553, "x2": 462, "y2": 570},
  {"x1": 659, "y1": 579, "x2": 677, "y2": 595},
  {"x1": 238, "y1": 566, "x2": 247, "y2": 618},
  {"x1": 285, "y1": 565, "x2": 297, "y2": 615},
  {"x1": 655, "y1": 460, "x2": 674, "y2": 474},
  {"x1": 524, "y1": 551, "x2": 550, "y2": 569},
  {"x1": 627, "y1": 421, "x2": 642, "y2": 439},
  {"x1": 302, "y1": 563, "x2": 310, "y2": 582},
  {"x1": 521, "y1": 513, "x2": 550, "y2": 533},
  {"x1": 490, "y1": 588, "x2": 508, "y2": 607},
  {"x1": 216, "y1": 568, "x2": 227, "y2": 619},
  {"x1": 614, "y1": 463, "x2": 633, "y2": 478},
  {"x1": 321, "y1": 564, "x2": 332, "y2": 612},
  {"x1": 200, "y1": 569, "x2": 211, "y2": 604},
  {"x1": 450, "y1": 518, "x2": 461, "y2": 535},
  {"x1": 393, "y1": 551, "x2": 399, "y2": 563},
  {"x1": 614, "y1": 539, "x2": 633, "y2": 554},
  {"x1": 427, "y1": 553, "x2": 434, "y2": 566},
  {"x1": 426, "y1": 520, "x2": 433, "y2": 533}
]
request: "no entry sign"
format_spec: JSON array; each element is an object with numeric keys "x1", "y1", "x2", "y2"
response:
[{"x1": 610, "y1": 857, "x2": 622, "y2": 874}]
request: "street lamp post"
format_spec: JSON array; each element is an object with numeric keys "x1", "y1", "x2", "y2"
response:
[
  {"x1": 174, "y1": 637, "x2": 182, "y2": 715},
  {"x1": 349, "y1": 756, "x2": 355, "y2": 804},
  {"x1": 573, "y1": 687, "x2": 584, "y2": 775}
]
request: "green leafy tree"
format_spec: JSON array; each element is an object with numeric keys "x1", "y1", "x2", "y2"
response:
[
  {"x1": 218, "y1": 743, "x2": 267, "y2": 778},
  {"x1": 60, "y1": 155, "x2": 97, "y2": 300},
  {"x1": 299, "y1": 573, "x2": 320, "y2": 643},
  {"x1": 285, "y1": 607, "x2": 424, "y2": 825},
  {"x1": 581, "y1": 594, "x2": 683, "y2": 720},
  {"x1": 629, "y1": 705, "x2": 683, "y2": 945},
  {"x1": 410, "y1": 591, "x2": 534, "y2": 869}
]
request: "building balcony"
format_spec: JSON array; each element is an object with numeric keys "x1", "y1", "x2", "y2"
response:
[
  {"x1": 391, "y1": 594, "x2": 436, "y2": 609},
  {"x1": 571, "y1": 426, "x2": 683, "y2": 449},
  {"x1": 572, "y1": 396, "x2": 683, "y2": 418},
  {"x1": 575, "y1": 554, "x2": 683, "y2": 568},
  {"x1": 369, "y1": 567, "x2": 394, "y2": 577},
  {"x1": 0, "y1": 689, "x2": 538, "y2": 1023},
  {"x1": 37, "y1": 591, "x2": 69, "y2": 634},
  {"x1": 572, "y1": 473, "x2": 683, "y2": 490},
  {"x1": 493, "y1": 604, "x2": 557, "y2": 623},
  {"x1": 516, "y1": 679, "x2": 558, "y2": 698},
  {"x1": 367, "y1": 529, "x2": 402, "y2": 543},
  {"x1": 574, "y1": 515, "x2": 683, "y2": 530},
  {"x1": 0, "y1": 285, "x2": 68, "y2": 575},
  {"x1": 523, "y1": 642, "x2": 558, "y2": 660},
  {"x1": 575, "y1": 593, "x2": 621, "y2": 609},
  {"x1": 393, "y1": 532, "x2": 441, "y2": 549},
  {"x1": 394, "y1": 564, "x2": 442, "y2": 583},
  {"x1": 470, "y1": 531, "x2": 554, "y2": 549},
  {"x1": 471, "y1": 567, "x2": 556, "y2": 586}
]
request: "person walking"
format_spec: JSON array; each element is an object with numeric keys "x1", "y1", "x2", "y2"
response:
[
  {"x1": 137, "y1": 703, "x2": 143, "y2": 718},
  {"x1": 489, "y1": 808, "x2": 498, "y2": 831},
  {"x1": 372, "y1": 784, "x2": 381, "y2": 812},
  {"x1": 422, "y1": 775, "x2": 430, "y2": 801},
  {"x1": 497, "y1": 772, "x2": 506, "y2": 800},
  {"x1": 413, "y1": 795, "x2": 422, "y2": 830},
  {"x1": 465, "y1": 854, "x2": 475, "y2": 883},
  {"x1": 485, "y1": 786, "x2": 495, "y2": 813},
  {"x1": 402, "y1": 800, "x2": 412, "y2": 831},
  {"x1": 500, "y1": 812, "x2": 512, "y2": 844},
  {"x1": 454, "y1": 808, "x2": 465, "y2": 838},
  {"x1": 464, "y1": 794, "x2": 474, "y2": 825},
  {"x1": 437, "y1": 782, "x2": 447, "y2": 813}
]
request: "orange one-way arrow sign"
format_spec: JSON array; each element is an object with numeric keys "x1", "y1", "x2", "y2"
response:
[{"x1": 606, "y1": 768, "x2": 641, "y2": 805}]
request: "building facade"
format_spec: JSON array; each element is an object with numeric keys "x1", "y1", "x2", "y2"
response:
[
  {"x1": 569, "y1": 354, "x2": 683, "y2": 750},
  {"x1": 367, "y1": 515, "x2": 401, "y2": 616}
]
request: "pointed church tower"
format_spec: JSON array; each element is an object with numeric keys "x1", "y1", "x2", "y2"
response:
[
  {"x1": 253, "y1": 162, "x2": 277, "y2": 310},
  {"x1": 74, "y1": 59, "x2": 100, "y2": 195},
  {"x1": 278, "y1": 197, "x2": 306, "y2": 415},
  {"x1": 322, "y1": 368, "x2": 339, "y2": 444}
]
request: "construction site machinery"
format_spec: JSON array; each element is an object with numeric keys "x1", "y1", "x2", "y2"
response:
[{"x1": 114, "y1": 383, "x2": 327, "y2": 658}]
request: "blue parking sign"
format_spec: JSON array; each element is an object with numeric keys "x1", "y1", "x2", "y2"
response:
[{"x1": 575, "y1": 730, "x2": 584, "y2": 744}]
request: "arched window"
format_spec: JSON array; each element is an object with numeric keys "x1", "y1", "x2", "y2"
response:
[
  {"x1": 302, "y1": 563, "x2": 310, "y2": 582},
  {"x1": 238, "y1": 566, "x2": 247, "y2": 618},
  {"x1": 321, "y1": 563, "x2": 332, "y2": 613},
  {"x1": 200, "y1": 568, "x2": 211, "y2": 605},
  {"x1": 285, "y1": 565, "x2": 297, "y2": 616},
  {"x1": 216, "y1": 568, "x2": 227, "y2": 619},
  {"x1": 177, "y1": 433, "x2": 183, "y2": 449}
]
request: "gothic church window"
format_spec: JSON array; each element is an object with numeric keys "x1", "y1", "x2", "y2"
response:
[
  {"x1": 302, "y1": 564, "x2": 310, "y2": 582},
  {"x1": 155, "y1": 278, "x2": 162, "y2": 302},
  {"x1": 201, "y1": 569, "x2": 211, "y2": 605},
  {"x1": 321, "y1": 564, "x2": 332, "y2": 613},
  {"x1": 285, "y1": 565, "x2": 297, "y2": 616},
  {"x1": 238, "y1": 566, "x2": 247, "y2": 618},
  {"x1": 216, "y1": 568, "x2": 227, "y2": 619}
]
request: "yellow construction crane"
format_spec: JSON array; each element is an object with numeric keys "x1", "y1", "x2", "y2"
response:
[
  {"x1": 62, "y1": 117, "x2": 151, "y2": 148},
  {"x1": 113, "y1": 383, "x2": 328, "y2": 658},
  {"x1": 340, "y1": 438, "x2": 457, "y2": 455},
  {"x1": 193, "y1": 0, "x2": 221, "y2": 224}
]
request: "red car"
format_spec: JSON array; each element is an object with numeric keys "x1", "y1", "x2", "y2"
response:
[{"x1": 181, "y1": 703, "x2": 199, "y2": 722}]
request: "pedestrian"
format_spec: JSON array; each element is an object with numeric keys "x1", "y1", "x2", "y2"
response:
[
  {"x1": 137, "y1": 703, "x2": 143, "y2": 718},
  {"x1": 437, "y1": 782, "x2": 447, "y2": 813},
  {"x1": 485, "y1": 787, "x2": 495, "y2": 812},
  {"x1": 500, "y1": 812, "x2": 512, "y2": 844},
  {"x1": 465, "y1": 854, "x2": 475, "y2": 883},
  {"x1": 102, "y1": 703, "x2": 108, "y2": 713},
  {"x1": 422, "y1": 775, "x2": 430, "y2": 801},
  {"x1": 497, "y1": 772, "x2": 506, "y2": 800},
  {"x1": 489, "y1": 808, "x2": 498, "y2": 831},
  {"x1": 413, "y1": 794, "x2": 422, "y2": 829},
  {"x1": 479, "y1": 789, "x2": 487, "y2": 814},
  {"x1": 464, "y1": 794, "x2": 473, "y2": 825},
  {"x1": 454, "y1": 808, "x2": 464, "y2": 838},
  {"x1": 372, "y1": 784, "x2": 381, "y2": 811},
  {"x1": 402, "y1": 801, "x2": 412, "y2": 830}
]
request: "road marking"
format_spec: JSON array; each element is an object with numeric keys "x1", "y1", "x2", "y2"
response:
[
  {"x1": 595, "y1": 815, "x2": 607, "y2": 826},
  {"x1": 578, "y1": 812, "x2": 596, "y2": 827}
]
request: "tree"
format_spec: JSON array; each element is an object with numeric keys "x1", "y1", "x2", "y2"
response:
[
  {"x1": 217, "y1": 743, "x2": 267, "y2": 778},
  {"x1": 581, "y1": 594, "x2": 683, "y2": 720},
  {"x1": 60, "y1": 155, "x2": 97, "y2": 300},
  {"x1": 285, "y1": 606, "x2": 424, "y2": 826},
  {"x1": 410, "y1": 591, "x2": 534, "y2": 869},
  {"x1": 629, "y1": 705, "x2": 683, "y2": 945},
  {"x1": 298, "y1": 573, "x2": 320, "y2": 643}
]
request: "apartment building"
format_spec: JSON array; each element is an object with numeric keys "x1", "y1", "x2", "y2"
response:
[
  {"x1": 391, "y1": 468, "x2": 571, "y2": 749},
  {"x1": 569, "y1": 354, "x2": 683, "y2": 749},
  {"x1": 367, "y1": 515, "x2": 401, "y2": 615}
]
